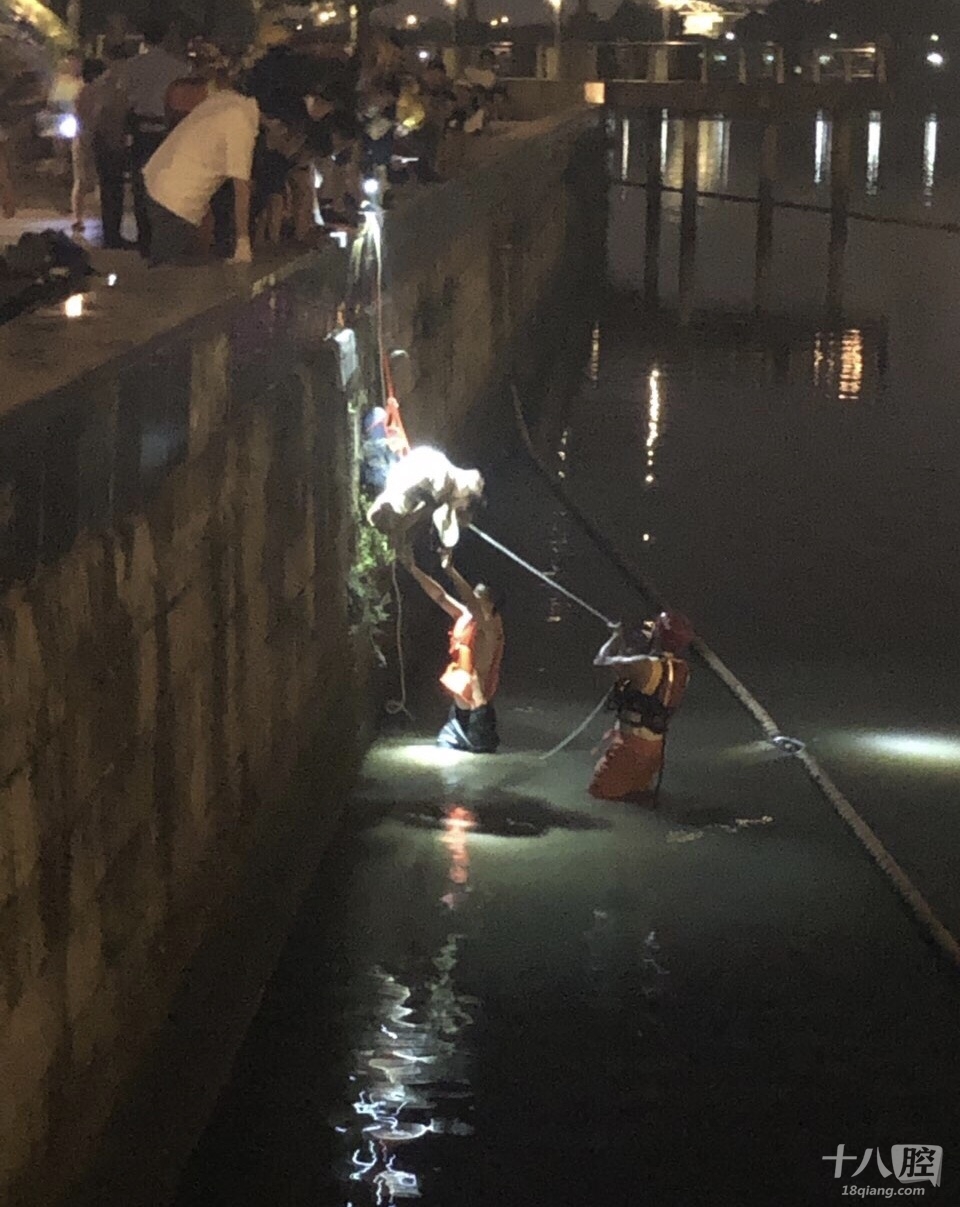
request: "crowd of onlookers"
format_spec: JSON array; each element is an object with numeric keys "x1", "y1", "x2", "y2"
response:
[{"x1": 0, "y1": 15, "x2": 508, "y2": 266}]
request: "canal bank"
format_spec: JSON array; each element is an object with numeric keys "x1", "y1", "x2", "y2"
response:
[{"x1": 0, "y1": 108, "x2": 603, "y2": 1205}]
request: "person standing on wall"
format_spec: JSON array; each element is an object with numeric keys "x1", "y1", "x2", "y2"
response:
[
  {"x1": 120, "y1": 16, "x2": 188, "y2": 255},
  {"x1": 401, "y1": 549, "x2": 505, "y2": 754},
  {"x1": 589, "y1": 612, "x2": 692, "y2": 803}
]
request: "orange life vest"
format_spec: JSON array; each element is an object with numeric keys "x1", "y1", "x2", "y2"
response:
[{"x1": 440, "y1": 613, "x2": 503, "y2": 709}]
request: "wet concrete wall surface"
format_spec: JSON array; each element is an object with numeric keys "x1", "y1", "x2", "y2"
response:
[{"x1": 0, "y1": 108, "x2": 600, "y2": 1204}]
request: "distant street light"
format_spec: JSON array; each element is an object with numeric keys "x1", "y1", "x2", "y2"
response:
[
  {"x1": 829, "y1": 31, "x2": 839, "y2": 41},
  {"x1": 491, "y1": 17, "x2": 499, "y2": 26},
  {"x1": 927, "y1": 51, "x2": 945, "y2": 68},
  {"x1": 930, "y1": 33, "x2": 941, "y2": 43},
  {"x1": 724, "y1": 31, "x2": 736, "y2": 42},
  {"x1": 405, "y1": 13, "x2": 418, "y2": 27},
  {"x1": 501, "y1": 14, "x2": 509, "y2": 23}
]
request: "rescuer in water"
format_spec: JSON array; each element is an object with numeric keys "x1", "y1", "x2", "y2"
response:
[
  {"x1": 589, "y1": 612, "x2": 693, "y2": 802},
  {"x1": 401, "y1": 548, "x2": 504, "y2": 753}
]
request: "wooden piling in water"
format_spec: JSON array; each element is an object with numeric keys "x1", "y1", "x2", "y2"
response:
[
  {"x1": 754, "y1": 121, "x2": 778, "y2": 311},
  {"x1": 679, "y1": 116, "x2": 699, "y2": 324},
  {"x1": 644, "y1": 107, "x2": 663, "y2": 304},
  {"x1": 827, "y1": 112, "x2": 852, "y2": 313}
]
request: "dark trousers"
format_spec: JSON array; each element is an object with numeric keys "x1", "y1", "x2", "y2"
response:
[
  {"x1": 146, "y1": 196, "x2": 197, "y2": 265},
  {"x1": 210, "y1": 180, "x2": 235, "y2": 257},
  {"x1": 93, "y1": 136, "x2": 126, "y2": 247},
  {"x1": 437, "y1": 704, "x2": 500, "y2": 753},
  {"x1": 130, "y1": 127, "x2": 166, "y2": 253}
]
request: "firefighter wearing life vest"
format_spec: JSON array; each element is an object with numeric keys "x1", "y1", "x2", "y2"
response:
[
  {"x1": 589, "y1": 611, "x2": 693, "y2": 802},
  {"x1": 401, "y1": 549, "x2": 504, "y2": 753}
]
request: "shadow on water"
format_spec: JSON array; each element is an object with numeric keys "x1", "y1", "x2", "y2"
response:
[{"x1": 395, "y1": 789, "x2": 611, "y2": 838}]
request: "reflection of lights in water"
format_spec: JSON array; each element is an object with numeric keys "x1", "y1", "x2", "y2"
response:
[
  {"x1": 620, "y1": 116, "x2": 630, "y2": 181},
  {"x1": 923, "y1": 114, "x2": 938, "y2": 204},
  {"x1": 441, "y1": 804, "x2": 475, "y2": 909},
  {"x1": 645, "y1": 366, "x2": 661, "y2": 486},
  {"x1": 814, "y1": 110, "x2": 830, "y2": 186},
  {"x1": 838, "y1": 329, "x2": 864, "y2": 400},
  {"x1": 64, "y1": 293, "x2": 84, "y2": 318},
  {"x1": 341, "y1": 937, "x2": 477, "y2": 1203},
  {"x1": 697, "y1": 119, "x2": 730, "y2": 192},
  {"x1": 812, "y1": 333, "x2": 829, "y2": 389},
  {"x1": 813, "y1": 330, "x2": 864, "y2": 400},
  {"x1": 663, "y1": 117, "x2": 728, "y2": 192},
  {"x1": 587, "y1": 320, "x2": 601, "y2": 384},
  {"x1": 866, "y1": 111, "x2": 881, "y2": 196},
  {"x1": 866, "y1": 733, "x2": 960, "y2": 763},
  {"x1": 659, "y1": 108, "x2": 669, "y2": 175}
]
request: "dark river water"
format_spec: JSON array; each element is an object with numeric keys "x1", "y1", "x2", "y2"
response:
[
  {"x1": 600, "y1": 108, "x2": 960, "y2": 935},
  {"x1": 170, "y1": 111, "x2": 960, "y2": 1207}
]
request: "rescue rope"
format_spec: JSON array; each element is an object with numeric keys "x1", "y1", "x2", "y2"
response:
[
  {"x1": 539, "y1": 694, "x2": 610, "y2": 761},
  {"x1": 468, "y1": 523, "x2": 618, "y2": 629},
  {"x1": 511, "y1": 384, "x2": 960, "y2": 973},
  {"x1": 365, "y1": 210, "x2": 412, "y2": 719},
  {"x1": 384, "y1": 559, "x2": 412, "y2": 718},
  {"x1": 364, "y1": 209, "x2": 389, "y2": 415}
]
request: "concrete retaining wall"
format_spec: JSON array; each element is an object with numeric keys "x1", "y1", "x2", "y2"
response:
[{"x1": 0, "y1": 106, "x2": 600, "y2": 1205}]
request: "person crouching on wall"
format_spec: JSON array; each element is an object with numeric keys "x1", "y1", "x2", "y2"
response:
[
  {"x1": 401, "y1": 549, "x2": 505, "y2": 753},
  {"x1": 589, "y1": 612, "x2": 693, "y2": 803}
]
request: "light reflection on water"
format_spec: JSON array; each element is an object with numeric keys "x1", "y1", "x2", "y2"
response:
[
  {"x1": 620, "y1": 115, "x2": 630, "y2": 182},
  {"x1": 644, "y1": 365, "x2": 662, "y2": 489},
  {"x1": 923, "y1": 113, "x2": 938, "y2": 204},
  {"x1": 662, "y1": 116, "x2": 731, "y2": 193},
  {"x1": 811, "y1": 328, "x2": 867, "y2": 402},
  {"x1": 337, "y1": 805, "x2": 478, "y2": 1205},
  {"x1": 814, "y1": 110, "x2": 831, "y2": 186},
  {"x1": 624, "y1": 109, "x2": 949, "y2": 207},
  {"x1": 866, "y1": 111, "x2": 882, "y2": 197},
  {"x1": 545, "y1": 425, "x2": 572, "y2": 625}
]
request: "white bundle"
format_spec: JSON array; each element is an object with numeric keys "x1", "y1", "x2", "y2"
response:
[{"x1": 367, "y1": 446, "x2": 485, "y2": 548}]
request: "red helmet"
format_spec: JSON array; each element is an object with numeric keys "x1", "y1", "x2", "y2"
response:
[{"x1": 655, "y1": 610, "x2": 694, "y2": 654}]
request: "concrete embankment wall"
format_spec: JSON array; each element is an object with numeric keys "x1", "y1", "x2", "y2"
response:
[{"x1": 0, "y1": 106, "x2": 600, "y2": 1205}]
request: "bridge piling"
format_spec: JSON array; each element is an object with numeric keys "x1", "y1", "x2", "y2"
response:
[
  {"x1": 644, "y1": 108, "x2": 663, "y2": 304},
  {"x1": 827, "y1": 112, "x2": 853, "y2": 312},
  {"x1": 679, "y1": 115, "x2": 699, "y2": 325},
  {"x1": 754, "y1": 121, "x2": 779, "y2": 311}
]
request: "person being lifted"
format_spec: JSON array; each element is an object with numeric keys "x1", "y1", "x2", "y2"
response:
[
  {"x1": 589, "y1": 612, "x2": 692, "y2": 803},
  {"x1": 401, "y1": 548, "x2": 504, "y2": 753}
]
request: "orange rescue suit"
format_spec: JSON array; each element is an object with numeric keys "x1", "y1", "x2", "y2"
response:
[{"x1": 589, "y1": 655, "x2": 689, "y2": 802}]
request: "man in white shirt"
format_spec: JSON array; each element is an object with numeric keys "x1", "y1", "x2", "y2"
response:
[
  {"x1": 120, "y1": 17, "x2": 188, "y2": 253},
  {"x1": 143, "y1": 87, "x2": 259, "y2": 265}
]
